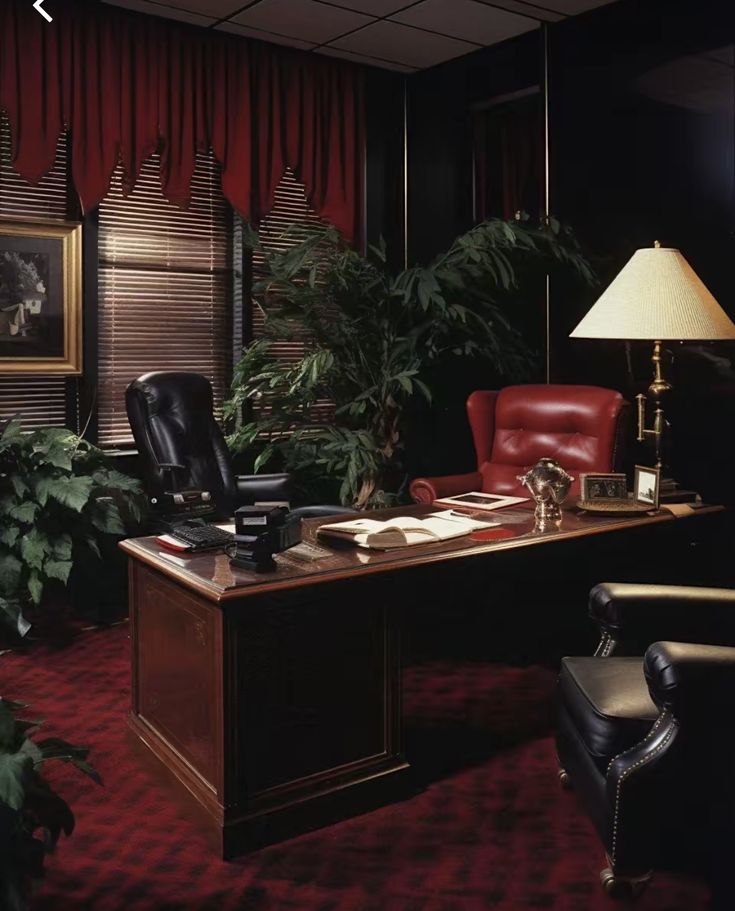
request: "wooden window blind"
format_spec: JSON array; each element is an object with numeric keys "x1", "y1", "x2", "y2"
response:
[
  {"x1": 0, "y1": 117, "x2": 69, "y2": 428},
  {"x1": 98, "y1": 152, "x2": 230, "y2": 449},
  {"x1": 251, "y1": 169, "x2": 334, "y2": 427}
]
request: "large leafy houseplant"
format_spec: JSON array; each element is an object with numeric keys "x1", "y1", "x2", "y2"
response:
[
  {"x1": 0, "y1": 696, "x2": 100, "y2": 911},
  {"x1": 0, "y1": 419, "x2": 145, "y2": 635},
  {"x1": 226, "y1": 217, "x2": 595, "y2": 509}
]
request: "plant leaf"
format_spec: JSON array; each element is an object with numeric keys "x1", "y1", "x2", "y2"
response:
[
  {"x1": 8, "y1": 501, "x2": 38, "y2": 525},
  {"x1": 20, "y1": 529, "x2": 51, "y2": 572},
  {"x1": 44, "y1": 561, "x2": 73, "y2": 585},
  {"x1": 0, "y1": 598, "x2": 30, "y2": 637},
  {"x1": 0, "y1": 554, "x2": 22, "y2": 596},
  {"x1": 28, "y1": 571, "x2": 43, "y2": 606},
  {"x1": 0, "y1": 527, "x2": 20, "y2": 548},
  {"x1": 89, "y1": 500, "x2": 125, "y2": 536},
  {"x1": 0, "y1": 752, "x2": 29, "y2": 810},
  {"x1": 45, "y1": 476, "x2": 94, "y2": 513}
]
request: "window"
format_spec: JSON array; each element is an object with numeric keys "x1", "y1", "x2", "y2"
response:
[
  {"x1": 97, "y1": 152, "x2": 230, "y2": 449},
  {"x1": 473, "y1": 90, "x2": 542, "y2": 221},
  {"x1": 0, "y1": 117, "x2": 69, "y2": 428},
  {"x1": 250, "y1": 169, "x2": 334, "y2": 427}
]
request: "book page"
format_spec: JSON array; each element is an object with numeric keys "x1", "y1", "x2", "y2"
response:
[
  {"x1": 320, "y1": 514, "x2": 495, "y2": 548},
  {"x1": 319, "y1": 518, "x2": 388, "y2": 535},
  {"x1": 320, "y1": 516, "x2": 436, "y2": 537},
  {"x1": 357, "y1": 529, "x2": 434, "y2": 548}
]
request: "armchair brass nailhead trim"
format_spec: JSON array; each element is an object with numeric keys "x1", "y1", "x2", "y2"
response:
[{"x1": 609, "y1": 710, "x2": 678, "y2": 866}]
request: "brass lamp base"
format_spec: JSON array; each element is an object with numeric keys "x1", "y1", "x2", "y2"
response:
[{"x1": 636, "y1": 339, "x2": 672, "y2": 474}]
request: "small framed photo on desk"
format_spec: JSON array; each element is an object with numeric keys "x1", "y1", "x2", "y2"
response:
[
  {"x1": 634, "y1": 465, "x2": 661, "y2": 509},
  {"x1": 580, "y1": 472, "x2": 627, "y2": 502}
]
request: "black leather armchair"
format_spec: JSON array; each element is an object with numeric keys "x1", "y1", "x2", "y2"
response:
[
  {"x1": 556, "y1": 582, "x2": 735, "y2": 901},
  {"x1": 126, "y1": 371, "x2": 351, "y2": 521}
]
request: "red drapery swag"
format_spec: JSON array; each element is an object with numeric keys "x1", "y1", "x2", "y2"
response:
[{"x1": 0, "y1": 0, "x2": 364, "y2": 243}]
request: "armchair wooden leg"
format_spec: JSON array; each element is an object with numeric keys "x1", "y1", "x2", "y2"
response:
[{"x1": 600, "y1": 862, "x2": 652, "y2": 900}]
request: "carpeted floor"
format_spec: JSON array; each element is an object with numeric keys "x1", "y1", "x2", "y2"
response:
[{"x1": 3, "y1": 625, "x2": 710, "y2": 911}]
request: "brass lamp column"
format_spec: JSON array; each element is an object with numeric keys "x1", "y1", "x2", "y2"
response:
[
  {"x1": 570, "y1": 242, "x2": 735, "y2": 478},
  {"x1": 636, "y1": 339, "x2": 670, "y2": 471}
]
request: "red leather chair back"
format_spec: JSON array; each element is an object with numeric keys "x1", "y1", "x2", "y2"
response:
[{"x1": 468, "y1": 384, "x2": 627, "y2": 497}]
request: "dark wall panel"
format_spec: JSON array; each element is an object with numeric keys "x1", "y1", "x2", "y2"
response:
[{"x1": 405, "y1": 0, "x2": 735, "y2": 492}]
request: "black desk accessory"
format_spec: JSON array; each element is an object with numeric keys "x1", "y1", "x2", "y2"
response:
[
  {"x1": 166, "y1": 520, "x2": 235, "y2": 551},
  {"x1": 229, "y1": 505, "x2": 301, "y2": 572},
  {"x1": 150, "y1": 463, "x2": 217, "y2": 532}
]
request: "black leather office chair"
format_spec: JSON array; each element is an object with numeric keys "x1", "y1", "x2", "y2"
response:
[
  {"x1": 126, "y1": 371, "x2": 351, "y2": 521},
  {"x1": 556, "y1": 582, "x2": 735, "y2": 901}
]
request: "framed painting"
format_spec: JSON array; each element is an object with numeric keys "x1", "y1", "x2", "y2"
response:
[{"x1": 0, "y1": 219, "x2": 82, "y2": 374}]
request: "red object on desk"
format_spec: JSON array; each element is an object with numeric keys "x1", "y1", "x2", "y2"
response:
[
  {"x1": 154, "y1": 534, "x2": 191, "y2": 553},
  {"x1": 470, "y1": 528, "x2": 516, "y2": 542}
]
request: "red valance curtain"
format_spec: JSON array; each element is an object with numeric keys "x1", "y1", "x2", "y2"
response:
[{"x1": 0, "y1": 0, "x2": 364, "y2": 243}]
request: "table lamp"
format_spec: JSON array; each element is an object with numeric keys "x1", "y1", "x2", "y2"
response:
[{"x1": 570, "y1": 241, "x2": 735, "y2": 475}]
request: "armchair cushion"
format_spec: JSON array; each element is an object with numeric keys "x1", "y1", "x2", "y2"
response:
[
  {"x1": 590, "y1": 583, "x2": 735, "y2": 650},
  {"x1": 559, "y1": 656, "x2": 658, "y2": 770},
  {"x1": 484, "y1": 385, "x2": 626, "y2": 497}
]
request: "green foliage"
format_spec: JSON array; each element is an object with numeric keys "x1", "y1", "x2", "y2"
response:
[
  {"x1": 0, "y1": 697, "x2": 100, "y2": 911},
  {"x1": 227, "y1": 216, "x2": 595, "y2": 509},
  {"x1": 0, "y1": 421, "x2": 146, "y2": 635}
]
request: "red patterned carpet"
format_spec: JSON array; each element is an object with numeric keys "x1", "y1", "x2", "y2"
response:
[{"x1": 3, "y1": 625, "x2": 710, "y2": 911}]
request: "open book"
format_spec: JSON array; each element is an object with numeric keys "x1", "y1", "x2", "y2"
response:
[{"x1": 317, "y1": 512, "x2": 495, "y2": 550}]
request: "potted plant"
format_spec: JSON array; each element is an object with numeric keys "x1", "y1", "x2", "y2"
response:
[
  {"x1": 226, "y1": 216, "x2": 595, "y2": 509},
  {"x1": 0, "y1": 419, "x2": 146, "y2": 636},
  {"x1": 0, "y1": 696, "x2": 99, "y2": 910}
]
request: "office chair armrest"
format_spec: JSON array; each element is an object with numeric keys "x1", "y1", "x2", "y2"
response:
[
  {"x1": 589, "y1": 582, "x2": 735, "y2": 654},
  {"x1": 290, "y1": 505, "x2": 357, "y2": 519},
  {"x1": 235, "y1": 475, "x2": 355, "y2": 518},
  {"x1": 644, "y1": 640, "x2": 735, "y2": 721},
  {"x1": 236, "y1": 472, "x2": 292, "y2": 505},
  {"x1": 409, "y1": 471, "x2": 483, "y2": 504}
]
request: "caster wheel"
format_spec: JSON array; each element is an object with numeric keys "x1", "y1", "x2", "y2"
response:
[
  {"x1": 600, "y1": 867, "x2": 650, "y2": 900},
  {"x1": 558, "y1": 768, "x2": 573, "y2": 790}
]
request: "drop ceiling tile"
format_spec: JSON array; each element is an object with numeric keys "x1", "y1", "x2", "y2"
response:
[
  {"x1": 153, "y1": 0, "x2": 244, "y2": 17},
  {"x1": 329, "y1": 20, "x2": 477, "y2": 69},
  {"x1": 231, "y1": 0, "x2": 373, "y2": 46},
  {"x1": 215, "y1": 20, "x2": 317, "y2": 49},
  {"x1": 391, "y1": 0, "x2": 536, "y2": 46},
  {"x1": 317, "y1": 45, "x2": 416, "y2": 72},
  {"x1": 317, "y1": 0, "x2": 413, "y2": 14},
  {"x1": 473, "y1": 0, "x2": 563, "y2": 23},
  {"x1": 535, "y1": 0, "x2": 616, "y2": 12},
  {"x1": 102, "y1": 0, "x2": 214, "y2": 26}
]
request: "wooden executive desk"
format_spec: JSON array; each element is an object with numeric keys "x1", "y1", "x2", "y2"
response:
[{"x1": 120, "y1": 502, "x2": 723, "y2": 857}]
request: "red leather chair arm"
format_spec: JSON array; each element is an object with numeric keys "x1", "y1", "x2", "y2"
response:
[{"x1": 409, "y1": 471, "x2": 483, "y2": 504}]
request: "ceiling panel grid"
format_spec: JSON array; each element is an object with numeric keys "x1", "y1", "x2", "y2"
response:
[{"x1": 103, "y1": 0, "x2": 619, "y2": 72}]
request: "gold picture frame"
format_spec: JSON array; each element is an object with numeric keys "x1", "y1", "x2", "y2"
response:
[
  {"x1": 634, "y1": 464, "x2": 661, "y2": 510},
  {"x1": 0, "y1": 219, "x2": 82, "y2": 374},
  {"x1": 580, "y1": 471, "x2": 628, "y2": 501}
]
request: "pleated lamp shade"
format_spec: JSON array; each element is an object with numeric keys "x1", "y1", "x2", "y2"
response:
[{"x1": 570, "y1": 245, "x2": 735, "y2": 340}]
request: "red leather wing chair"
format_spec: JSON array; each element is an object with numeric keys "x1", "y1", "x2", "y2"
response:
[{"x1": 410, "y1": 384, "x2": 629, "y2": 503}]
